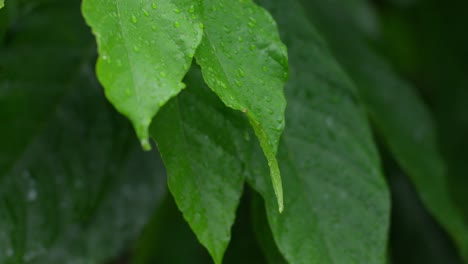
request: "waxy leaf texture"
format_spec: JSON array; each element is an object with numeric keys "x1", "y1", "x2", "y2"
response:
[{"x1": 81, "y1": 0, "x2": 203, "y2": 150}]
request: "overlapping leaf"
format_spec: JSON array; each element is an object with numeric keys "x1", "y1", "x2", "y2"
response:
[
  {"x1": 0, "y1": 1, "x2": 4, "y2": 10},
  {"x1": 81, "y1": 0, "x2": 203, "y2": 150},
  {"x1": 247, "y1": 0, "x2": 390, "y2": 262},
  {"x1": 195, "y1": 0, "x2": 288, "y2": 211},
  {"x1": 299, "y1": 0, "x2": 468, "y2": 259},
  {"x1": 0, "y1": 1, "x2": 164, "y2": 262},
  {"x1": 150, "y1": 68, "x2": 247, "y2": 264}
]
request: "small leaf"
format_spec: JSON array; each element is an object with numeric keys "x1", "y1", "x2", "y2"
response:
[
  {"x1": 248, "y1": 0, "x2": 390, "y2": 262},
  {"x1": 81, "y1": 0, "x2": 203, "y2": 150},
  {"x1": 150, "y1": 67, "x2": 246, "y2": 264},
  {"x1": 195, "y1": 0, "x2": 288, "y2": 211},
  {"x1": 0, "y1": 0, "x2": 4, "y2": 9}
]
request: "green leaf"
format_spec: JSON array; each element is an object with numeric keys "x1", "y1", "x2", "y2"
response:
[
  {"x1": 133, "y1": 194, "x2": 212, "y2": 264},
  {"x1": 298, "y1": 0, "x2": 468, "y2": 259},
  {"x1": 150, "y1": 67, "x2": 247, "y2": 264},
  {"x1": 0, "y1": 1, "x2": 164, "y2": 262},
  {"x1": 195, "y1": 0, "x2": 288, "y2": 211},
  {"x1": 251, "y1": 194, "x2": 287, "y2": 264},
  {"x1": 248, "y1": 0, "x2": 390, "y2": 262},
  {"x1": 0, "y1": 0, "x2": 4, "y2": 10},
  {"x1": 81, "y1": 0, "x2": 203, "y2": 150}
]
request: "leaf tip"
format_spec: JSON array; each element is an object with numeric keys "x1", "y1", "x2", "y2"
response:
[{"x1": 140, "y1": 138, "x2": 152, "y2": 151}]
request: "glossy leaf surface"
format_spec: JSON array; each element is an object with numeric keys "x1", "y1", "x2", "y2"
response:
[
  {"x1": 299, "y1": 0, "x2": 468, "y2": 258},
  {"x1": 151, "y1": 68, "x2": 247, "y2": 264},
  {"x1": 249, "y1": 0, "x2": 390, "y2": 262},
  {"x1": 195, "y1": 0, "x2": 288, "y2": 211},
  {"x1": 81, "y1": 0, "x2": 203, "y2": 149}
]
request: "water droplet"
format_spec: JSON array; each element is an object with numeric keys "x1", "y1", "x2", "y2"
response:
[
  {"x1": 250, "y1": 44, "x2": 256, "y2": 51},
  {"x1": 133, "y1": 45, "x2": 140, "y2": 52},
  {"x1": 237, "y1": 68, "x2": 245, "y2": 77},
  {"x1": 159, "y1": 71, "x2": 167, "y2": 77},
  {"x1": 223, "y1": 26, "x2": 231, "y2": 33},
  {"x1": 262, "y1": 66, "x2": 267, "y2": 72},
  {"x1": 199, "y1": 23, "x2": 204, "y2": 29},
  {"x1": 243, "y1": 131, "x2": 251, "y2": 141},
  {"x1": 238, "y1": 36, "x2": 243, "y2": 42},
  {"x1": 174, "y1": 21, "x2": 181, "y2": 28},
  {"x1": 188, "y1": 5, "x2": 195, "y2": 13},
  {"x1": 265, "y1": 96, "x2": 272, "y2": 102},
  {"x1": 140, "y1": 138, "x2": 151, "y2": 151},
  {"x1": 152, "y1": 26, "x2": 157, "y2": 31},
  {"x1": 235, "y1": 80, "x2": 242, "y2": 87},
  {"x1": 142, "y1": 9, "x2": 150, "y2": 17},
  {"x1": 174, "y1": 8, "x2": 181, "y2": 14},
  {"x1": 131, "y1": 15, "x2": 138, "y2": 24},
  {"x1": 151, "y1": 3, "x2": 158, "y2": 9},
  {"x1": 211, "y1": 6, "x2": 217, "y2": 11},
  {"x1": 27, "y1": 189, "x2": 37, "y2": 202},
  {"x1": 178, "y1": 82, "x2": 186, "y2": 89}
]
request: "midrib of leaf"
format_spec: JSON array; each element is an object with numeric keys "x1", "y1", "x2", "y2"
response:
[
  {"x1": 114, "y1": 1, "x2": 142, "y2": 125},
  {"x1": 247, "y1": 117, "x2": 283, "y2": 212},
  {"x1": 170, "y1": 97, "x2": 208, "y2": 226},
  {"x1": 200, "y1": 33, "x2": 241, "y2": 107}
]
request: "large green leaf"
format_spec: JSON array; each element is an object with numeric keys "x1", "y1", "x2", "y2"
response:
[
  {"x1": 150, "y1": 68, "x2": 247, "y2": 264},
  {"x1": 195, "y1": 0, "x2": 288, "y2": 211},
  {"x1": 299, "y1": 0, "x2": 468, "y2": 259},
  {"x1": 0, "y1": 1, "x2": 164, "y2": 262},
  {"x1": 81, "y1": 0, "x2": 203, "y2": 150},
  {"x1": 249, "y1": 0, "x2": 390, "y2": 262}
]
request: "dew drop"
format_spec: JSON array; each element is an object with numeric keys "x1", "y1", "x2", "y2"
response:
[
  {"x1": 174, "y1": 8, "x2": 181, "y2": 14},
  {"x1": 27, "y1": 189, "x2": 37, "y2": 202},
  {"x1": 6, "y1": 248, "x2": 13, "y2": 257},
  {"x1": 199, "y1": 22, "x2": 204, "y2": 29},
  {"x1": 237, "y1": 68, "x2": 245, "y2": 77},
  {"x1": 178, "y1": 82, "x2": 187, "y2": 89},
  {"x1": 131, "y1": 15, "x2": 138, "y2": 24},
  {"x1": 249, "y1": 44, "x2": 256, "y2": 51},
  {"x1": 235, "y1": 80, "x2": 243, "y2": 87},
  {"x1": 133, "y1": 45, "x2": 140, "y2": 52},
  {"x1": 151, "y1": 3, "x2": 158, "y2": 9},
  {"x1": 262, "y1": 66, "x2": 267, "y2": 72},
  {"x1": 174, "y1": 21, "x2": 181, "y2": 28},
  {"x1": 152, "y1": 26, "x2": 157, "y2": 31},
  {"x1": 142, "y1": 9, "x2": 150, "y2": 17},
  {"x1": 159, "y1": 71, "x2": 167, "y2": 77},
  {"x1": 189, "y1": 5, "x2": 195, "y2": 13}
]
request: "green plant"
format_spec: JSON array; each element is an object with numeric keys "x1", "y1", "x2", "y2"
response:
[{"x1": 1, "y1": 0, "x2": 467, "y2": 263}]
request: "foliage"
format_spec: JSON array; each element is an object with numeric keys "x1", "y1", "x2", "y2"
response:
[{"x1": 0, "y1": 0, "x2": 467, "y2": 263}]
